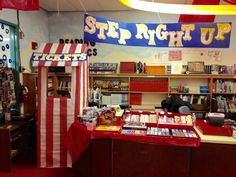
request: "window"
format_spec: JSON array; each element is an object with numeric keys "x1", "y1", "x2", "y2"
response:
[
  {"x1": 0, "y1": 21, "x2": 19, "y2": 69},
  {"x1": 0, "y1": 20, "x2": 20, "y2": 116}
]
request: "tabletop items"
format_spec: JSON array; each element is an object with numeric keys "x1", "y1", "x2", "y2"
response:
[{"x1": 77, "y1": 107, "x2": 199, "y2": 140}]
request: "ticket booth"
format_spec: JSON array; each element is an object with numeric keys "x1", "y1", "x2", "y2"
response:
[{"x1": 31, "y1": 43, "x2": 88, "y2": 168}]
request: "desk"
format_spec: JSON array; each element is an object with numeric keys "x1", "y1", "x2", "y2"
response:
[
  {"x1": 73, "y1": 139, "x2": 190, "y2": 177},
  {"x1": 190, "y1": 127, "x2": 236, "y2": 177},
  {"x1": 67, "y1": 122, "x2": 236, "y2": 177}
]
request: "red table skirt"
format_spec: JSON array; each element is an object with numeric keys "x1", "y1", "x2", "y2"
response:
[{"x1": 65, "y1": 120, "x2": 200, "y2": 162}]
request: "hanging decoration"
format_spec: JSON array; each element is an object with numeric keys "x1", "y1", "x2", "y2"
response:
[
  {"x1": 0, "y1": 0, "x2": 39, "y2": 11},
  {"x1": 179, "y1": 0, "x2": 221, "y2": 22},
  {"x1": 118, "y1": 0, "x2": 236, "y2": 15}
]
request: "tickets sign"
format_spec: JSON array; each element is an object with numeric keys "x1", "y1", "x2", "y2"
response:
[
  {"x1": 31, "y1": 53, "x2": 88, "y2": 62},
  {"x1": 83, "y1": 14, "x2": 231, "y2": 48}
]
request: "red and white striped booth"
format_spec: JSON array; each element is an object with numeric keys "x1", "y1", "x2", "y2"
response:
[{"x1": 31, "y1": 43, "x2": 88, "y2": 168}]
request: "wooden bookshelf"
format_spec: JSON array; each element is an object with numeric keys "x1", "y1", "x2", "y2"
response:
[{"x1": 23, "y1": 73, "x2": 236, "y2": 113}]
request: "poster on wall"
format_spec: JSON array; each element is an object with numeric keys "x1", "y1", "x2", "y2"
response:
[
  {"x1": 168, "y1": 51, "x2": 182, "y2": 61},
  {"x1": 83, "y1": 14, "x2": 231, "y2": 48}
]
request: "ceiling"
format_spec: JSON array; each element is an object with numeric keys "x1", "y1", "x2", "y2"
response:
[{"x1": 39, "y1": 0, "x2": 194, "y2": 12}]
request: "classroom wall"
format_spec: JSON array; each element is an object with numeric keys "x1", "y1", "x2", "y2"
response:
[
  {"x1": 48, "y1": 11, "x2": 236, "y2": 67},
  {"x1": 1, "y1": 10, "x2": 236, "y2": 71},
  {"x1": 0, "y1": 8, "x2": 49, "y2": 72}
]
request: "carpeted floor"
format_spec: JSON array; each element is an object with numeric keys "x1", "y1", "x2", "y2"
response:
[{"x1": 0, "y1": 152, "x2": 78, "y2": 177}]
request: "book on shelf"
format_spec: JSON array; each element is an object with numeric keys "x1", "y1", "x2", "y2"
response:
[
  {"x1": 58, "y1": 81, "x2": 71, "y2": 90},
  {"x1": 48, "y1": 82, "x2": 53, "y2": 88},
  {"x1": 213, "y1": 80, "x2": 236, "y2": 93},
  {"x1": 214, "y1": 96, "x2": 236, "y2": 113}
]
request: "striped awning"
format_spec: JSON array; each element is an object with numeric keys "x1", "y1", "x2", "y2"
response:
[{"x1": 31, "y1": 43, "x2": 87, "y2": 67}]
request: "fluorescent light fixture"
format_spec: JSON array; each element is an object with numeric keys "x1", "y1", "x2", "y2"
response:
[{"x1": 119, "y1": 0, "x2": 236, "y2": 15}]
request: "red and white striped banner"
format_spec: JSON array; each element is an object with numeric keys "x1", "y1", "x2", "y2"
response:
[
  {"x1": 37, "y1": 43, "x2": 88, "y2": 168},
  {"x1": 32, "y1": 43, "x2": 87, "y2": 67}
]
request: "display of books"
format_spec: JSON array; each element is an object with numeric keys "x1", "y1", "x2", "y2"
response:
[
  {"x1": 95, "y1": 125, "x2": 121, "y2": 132},
  {"x1": 171, "y1": 129, "x2": 198, "y2": 138},
  {"x1": 158, "y1": 112, "x2": 193, "y2": 128},
  {"x1": 124, "y1": 110, "x2": 157, "y2": 124},
  {"x1": 147, "y1": 127, "x2": 170, "y2": 136},
  {"x1": 121, "y1": 129, "x2": 146, "y2": 136},
  {"x1": 122, "y1": 122, "x2": 147, "y2": 130}
]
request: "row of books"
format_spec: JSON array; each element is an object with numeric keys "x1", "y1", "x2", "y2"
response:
[
  {"x1": 101, "y1": 94, "x2": 128, "y2": 106},
  {"x1": 213, "y1": 80, "x2": 236, "y2": 93},
  {"x1": 93, "y1": 80, "x2": 129, "y2": 91},
  {"x1": 58, "y1": 81, "x2": 71, "y2": 91},
  {"x1": 213, "y1": 96, "x2": 236, "y2": 113}
]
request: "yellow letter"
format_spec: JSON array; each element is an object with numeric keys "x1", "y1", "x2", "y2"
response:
[
  {"x1": 32, "y1": 53, "x2": 43, "y2": 61},
  {"x1": 215, "y1": 23, "x2": 231, "y2": 40},
  {"x1": 45, "y1": 54, "x2": 55, "y2": 61},
  {"x1": 73, "y1": 54, "x2": 82, "y2": 61},
  {"x1": 64, "y1": 54, "x2": 71, "y2": 61},
  {"x1": 96, "y1": 22, "x2": 108, "y2": 40},
  {"x1": 201, "y1": 28, "x2": 215, "y2": 45},
  {"x1": 135, "y1": 24, "x2": 149, "y2": 39},
  {"x1": 148, "y1": 30, "x2": 156, "y2": 45},
  {"x1": 156, "y1": 24, "x2": 168, "y2": 40},
  {"x1": 41, "y1": 54, "x2": 48, "y2": 61},
  {"x1": 118, "y1": 28, "x2": 131, "y2": 45},
  {"x1": 106, "y1": 21, "x2": 119, "y2": 38},
  {"x1": 80, "y1": 53, "x2": 88, "y2": 61},
  {"x1": 181, "y1": 24, "x2": 195, "y2": 41},
  {"x1": 84, "y1": 16, "x2": 96, "y2": 34},
  {"x1": 54, "y1": 54, "x2": 61, "y2": 61},
  {"x1": 168, "y1": 31, "x2": 184, "y2": 47}
]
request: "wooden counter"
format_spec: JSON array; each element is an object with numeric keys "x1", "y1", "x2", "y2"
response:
[
  {"x1": 73, "y1": 128, "x2": 236, "y2": 177},
  {"x1": 195, "y1": 127, "x2": 236, "y2": 145}
]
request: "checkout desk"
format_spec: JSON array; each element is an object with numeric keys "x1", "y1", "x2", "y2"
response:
[
  {"x1": 67, "y1": 121, "x2": 236, "y2": 177},
  {"x1": 191, "y1": 128, "x2": 236, "y2": 177}
]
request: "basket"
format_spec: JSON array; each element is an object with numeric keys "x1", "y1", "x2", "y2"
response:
[{"x1": 192, "y1": 104, "x2": 208, "y2": 111}]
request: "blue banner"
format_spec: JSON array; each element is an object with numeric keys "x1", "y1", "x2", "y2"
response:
[{"x1": 83, "y1": 14, "x2": 231, "y2": 48}]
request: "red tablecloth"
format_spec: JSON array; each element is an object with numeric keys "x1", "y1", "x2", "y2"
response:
[
  {"x1": 65, "y1": 121, "x2": 91, "y2": 162},
  {"x1": 65, "y1": 120, "x2": 200, "y2": 162}
]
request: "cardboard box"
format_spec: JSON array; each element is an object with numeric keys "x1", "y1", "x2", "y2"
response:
[{"x1": 147, "y1": 65, "x2": 165, "y2": 74}]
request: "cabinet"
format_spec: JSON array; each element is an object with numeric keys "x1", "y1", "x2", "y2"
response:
[
  {"x1": 0, "y1": 121, "x2": 28, "y2": 171},
  {"x1": 23, "y1": 73, "x2": 37, "y2": 115},
  {"x1": 73, "y1": 139, "x2": 189, "y2": 177}
]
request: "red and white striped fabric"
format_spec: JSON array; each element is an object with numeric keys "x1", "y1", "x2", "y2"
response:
[
  {"x1": 32, "y1": 43, "x2": 87, "y2": 67},
  {"x1": 37, "y1": 43, "x2": 88, "y2": 168}
]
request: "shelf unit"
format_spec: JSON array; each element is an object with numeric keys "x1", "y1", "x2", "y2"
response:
[
  {"x1": 211, "y1": 75, "x2": 236, "y2": 114},
  {"x1": 23, "y1": 73, "x2": 236, "y2": 114},
  {"x1": 0, "y1": 121, "x2": 28, "y2": 171},
  {"x1": 89, "y1": 73, "x2": 236, "y2": 112}
]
